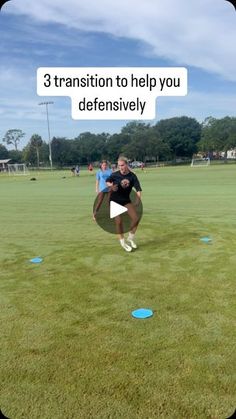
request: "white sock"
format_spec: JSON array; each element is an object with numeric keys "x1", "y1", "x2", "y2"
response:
[
  {"x1": 128, "y1": 232, "x2": 135, "y2": 241},
  {"x1": 120, "y1": 238, "x2": 125, "y2": 246}
]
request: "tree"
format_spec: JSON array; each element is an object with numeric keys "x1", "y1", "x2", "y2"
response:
[
  {"x1": 146, "y1": 127, "x2": 171, "y2": 162},
  {"x1": 156, "y1": 116, "x2": 201, "y2": 159},
  {"x1": 121, "y1": 121, "x2": 150, "y2": 136},
  {"x1": 120, "y1": 122, "x2": 151, "y2": 161},
  {"x1": 197, "y1": 117, "x2": 220, "y2": 153},
  {"x1": 23, "y1": 141, "x2": 49, "y2": 166},
  {"x1": 8, "y1": 149, "x2": 23, "y2": 163},
  {"x1": 122, "y1": 130, "x2": 149, "y2": 161},
  {"x1": 22, "y1": 142, "x2": 37, "y2": 165},
  {"x1": 0, "y1": 144, "x2": 9, "y2": 159},
  {"x1": 106, "y1": 133, "x2": 131, "y2": 162},
  {"x1": 30, "y1": 134, "x2": 43, "y2": 167},
  {"x1": 2, "y1": 129, "x2": 25, "y2": 151},
  {"x1": 198, "y1": 117, "x2": 236, "y2": 157},
  {"x1": 40, "y1": 142, "x2": 53, "y2": 165},
  {"x1": 51, "y1": 137, "x2": 72, "y2": 166},
  {"x1": 75, "y1": 132, "x2": 108, "y2": 163}
]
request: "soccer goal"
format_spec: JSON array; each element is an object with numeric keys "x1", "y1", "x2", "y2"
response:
[
  {"x1": 191, "y1": 157, "x2": 210, "y2": 167},
  {"x1": 8, "y1": 163, "x2": 29, "y2": 175}
]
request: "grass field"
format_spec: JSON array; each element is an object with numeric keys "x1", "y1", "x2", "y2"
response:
[{"x1": 0, "y1": 165, "x2": 235, "y2": 419}]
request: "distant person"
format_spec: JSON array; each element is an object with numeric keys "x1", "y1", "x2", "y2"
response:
[
  {"x1": 71, "y1": 167, "x2": 75, "y2": 176},
  {"x1": 88, "y1": 163, "x2": 93, "y2": 173},
  {"x1": 141, "y1": 162, "x2": 145, "y2": 171},
  {"x1": 75, "y1": 165, "x2": 80, "y2": 176},
  {"x1": 106, "y1": 156, "x2": 142, "y2": 252},
  {"x1": 93, "y1": 160, "x2": 112, "y2": 220}
]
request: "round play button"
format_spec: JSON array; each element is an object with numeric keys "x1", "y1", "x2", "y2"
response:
[
  {"x1": 93, "y1": 190, "x2": 143, "y2": 234},
  {"x1": 110, "y1": 201, "x2": 128, "y2": 218}
]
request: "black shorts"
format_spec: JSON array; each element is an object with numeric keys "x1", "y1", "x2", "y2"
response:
[{"x1": 110, "y1": 198, "x2": 131, "y2": 206}]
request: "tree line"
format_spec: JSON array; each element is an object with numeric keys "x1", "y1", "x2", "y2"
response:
[{"x1": 1, "y1": 116, "x2": 236, "y2": 167}]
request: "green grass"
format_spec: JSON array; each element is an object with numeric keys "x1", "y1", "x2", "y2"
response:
[{"x1": 0, "y1": 166, "x2": 235, "y2": 419}]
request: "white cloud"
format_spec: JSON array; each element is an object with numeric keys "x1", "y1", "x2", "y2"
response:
[{"x1": 7, "y1": 0, "x2": 236, "y2": 81}]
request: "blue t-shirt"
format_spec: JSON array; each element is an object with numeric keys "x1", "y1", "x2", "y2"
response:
[{"x1": 96, "y1": 168, "x2": 112, "y2": 192}]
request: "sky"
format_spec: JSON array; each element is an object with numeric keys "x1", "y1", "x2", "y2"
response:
[{"x1": 0, "y1": 0, "x2": 236, "y2": 149}]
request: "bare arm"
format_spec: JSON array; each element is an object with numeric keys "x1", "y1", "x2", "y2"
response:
[
  {"x1": 106, "y1": 181, "x2": 113, "y2": 187},
  {"x1": 134, "y1": 191, "x2": 142, "y2": 206},
  {"x1": 106, "y1": 181, "x2": 118, "y2": 191}
]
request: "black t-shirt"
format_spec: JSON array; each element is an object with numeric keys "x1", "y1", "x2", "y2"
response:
[{"x1": 106, "y1": 170, "x2": 142, "y2": 205}]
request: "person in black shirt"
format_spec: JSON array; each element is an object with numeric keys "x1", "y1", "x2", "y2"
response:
[{"x1": 106, "y1": 156, "x2": 142, "y2": 252}]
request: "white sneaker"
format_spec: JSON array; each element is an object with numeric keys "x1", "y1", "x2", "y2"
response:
[
  {"x1": 120, "y1": 241, "x2": 132, "y2": 252},
  {"x1": 127, "y1": 238, "x2": 137, "y2": 249}
]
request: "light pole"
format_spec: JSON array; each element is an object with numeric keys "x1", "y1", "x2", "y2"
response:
[{"x1": 39, "y1": 101, "x2": 54, "y2": 169}]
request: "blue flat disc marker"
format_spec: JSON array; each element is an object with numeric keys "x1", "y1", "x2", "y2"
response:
[
  {"x1": 200, "y1": 237, "x2": 212, "y2": 244},
  {"x1": 30, "y1": 257, "x2": 43, "y2": 264},
  {"x1": 132, "y1": 308, "x2": 153, "y2": 319}
]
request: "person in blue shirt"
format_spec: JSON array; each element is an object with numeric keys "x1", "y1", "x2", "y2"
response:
[{"x1": 93, "y1": 160, "x2": 112, "y2": 220}]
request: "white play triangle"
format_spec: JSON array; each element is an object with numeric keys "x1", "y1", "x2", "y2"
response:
[{"x1": 110, "y1": 201, "x2": 128, "y2": 218}]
